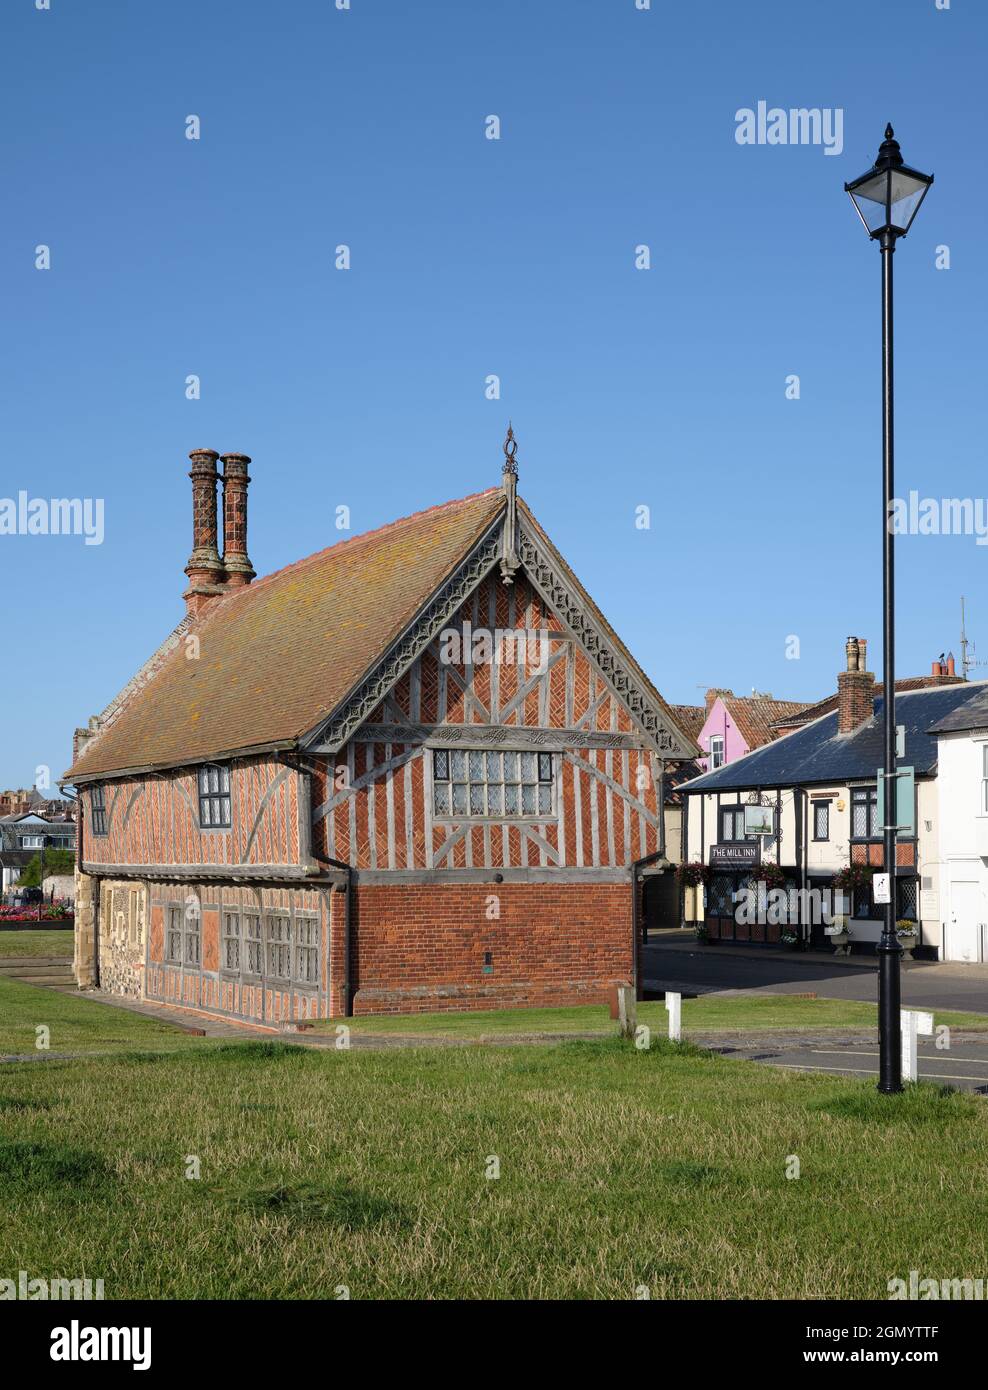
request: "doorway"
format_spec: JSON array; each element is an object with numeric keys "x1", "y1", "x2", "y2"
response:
[{"x1": 946, "y1": 879, "x2": 985, "y2": 963}]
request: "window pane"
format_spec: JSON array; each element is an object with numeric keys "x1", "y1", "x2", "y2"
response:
[
  {"x1": 220, "y1": 797, "x2": 230, "y2": 823},
  {"x1": 469, "y1": 751, "x2": 483, "y2": 781},
  {"x1": 522, "y1": 784, "x2": 535, "y2": 814},
  {"x1": 219, "y1": 765, "x2": 230, "y2": 791},
  {"x1": 434, "y1": 783, "x2": 450, "y2": 815},
  {"x1": 504, "y1": 784, "x2": 519, "y2": 814},
  {"x1": 487, "y1": 784, "x2": 502, "y2": 815},
  {"x1": 434, "y1": 750, "x2": 448, "y2": 780},
  {"x1": 452, "y1": 783, "x2": 467, "y2": 815},
  {"x1": 469, "y1": 784, "x2": 484, "y2": 814},
  {"x1": 486, "y1": 752, "x2": 501, "y2": 780},
  {"x1": 538, "y1": 753, "x2": 552, "y2": 781},
  {"x1": 503, "y1": 752, "x2": 518, "y2": 781},
  {"x1": 451, "y1": 751, "x2": 466, "y2": 779},
  {"x1": 852, "y1": 804, "x2": 866, "y2": 837},
  {"x1": 521, "y1": 752, "x2": 536, "y2": 780},
  {"x1": 538, "y1": 784, "x2": 551, "y2": 814}
]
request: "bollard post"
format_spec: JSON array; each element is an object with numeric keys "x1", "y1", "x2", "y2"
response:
[
  {"x1": 617, "y1": 985, "x2": 637, "y2": 1040},
  {"x1": 900, "y1": 1009, "x2": 934, "y2": 1082},
  {"x1": 665, "y1": 991, "x2": 682, "y2": 1042}
]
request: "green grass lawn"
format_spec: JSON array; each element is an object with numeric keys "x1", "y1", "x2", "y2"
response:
[
  {"x1": 0, "y1": 977, "x2": 208, "y2": 1057},
  {"x1": 308, "y1": 994, "x2": 988, "y2": 1039},
  {"x1": 0, "y1": 928, "x2": 74, "y2": 958},
  {"x1": 2, "y1": 1036, "x2": 987, "y2": 1299}
]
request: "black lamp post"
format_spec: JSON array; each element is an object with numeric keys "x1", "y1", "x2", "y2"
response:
[{"x1": 845, "y1": 126, "x2": 933, "y2": 1094}]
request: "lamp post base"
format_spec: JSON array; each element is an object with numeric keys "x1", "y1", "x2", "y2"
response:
[{"x1": 877, "y1": 930, "x2": 904, "y2": 1094}]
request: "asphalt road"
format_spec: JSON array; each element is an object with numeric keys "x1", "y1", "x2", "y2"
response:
[
  {"x1": 642, "y1": 938, "x2": 988, "y2": 1015},
  {"x1": 716, "y1": 1036, "x2": 988, "y2": 1093}
]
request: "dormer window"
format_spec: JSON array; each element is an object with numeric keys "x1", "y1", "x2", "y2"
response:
[
  {"x1": 197, "y1": 764, "x2": 231, "y2": 828},
  {"x1": 709, "y1": 735, "x2": 725, "y2": 769}
]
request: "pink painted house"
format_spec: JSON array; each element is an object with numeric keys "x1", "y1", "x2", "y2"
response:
[{"x1": 677, "y1": 690, "x2": 816, "y2": 775}]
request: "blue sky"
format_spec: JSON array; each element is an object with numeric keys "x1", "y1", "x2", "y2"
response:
[{"x1": 1, "y1": 0, "x2": 984, "y2": 786}]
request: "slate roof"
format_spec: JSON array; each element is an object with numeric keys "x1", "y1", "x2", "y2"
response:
[
  {"x1": 65, "y1": 487, "x2": 698, "y2": 781},
  {"x1": 681, "y1": 680, "x2": 988, "y2": 794},
  {"x1": 928, "y1": 686, "x2": 988, "y2": 734},
  {"x1": 768, "y1": 675, "x2": 964, "y2": 732}
]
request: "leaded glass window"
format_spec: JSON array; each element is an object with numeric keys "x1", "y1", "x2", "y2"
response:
[
  {"x1": 198, "y1": 763, "x2": 231, "y2": 828},
  {"x1": 851, "y1": 786, "x2": 879, "y2": 839},
  {"x1": 294, "y1": 916, "x2": 319, "y2": 985},
  {"x1": 166, "y1": 905, "x2": 183, "y2": 963},
  {"x1": 244, "y1": 915, "x2": 262, "y2": 975},
  {"x1": 432, "y1": 748, "x2": 554, "y2": 818},
  {"x1": 266, "y1": 915, "x2": 290, "y2": 979},
  {"x1": 91, "y1": 784, "x2": 107, "y2": 837},
  {"x1": 222, "y1": 912, "x2": 240, "y2": 971}
]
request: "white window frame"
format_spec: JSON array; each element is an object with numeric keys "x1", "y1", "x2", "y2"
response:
[{"x1": 709, "y1": 735, "x2": 725, "y2": 770}]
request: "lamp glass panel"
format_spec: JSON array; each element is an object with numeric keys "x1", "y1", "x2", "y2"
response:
[
  {"x1": 848, "y1": 170, "x2": 890, "y2": 233},
  {"x1": 887, "y1": 169, "x2": 929, "y2": 232}
]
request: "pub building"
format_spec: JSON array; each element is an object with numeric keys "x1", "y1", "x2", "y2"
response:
[{"x1": 679, "y1": 638, "x2": 976, "y2": 955}]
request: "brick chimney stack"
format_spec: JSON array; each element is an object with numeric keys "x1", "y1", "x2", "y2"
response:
[
  {"x1": 183, "y1": 449, "x2": 225, "y2": 616},
  {"x1": 219, "y1": 453, "x2": 256, "y2": 587},
  {"x1": 837, "y1": 635, "x2": 875, "y2": 734},
  {"x1": 705, "y1": 687, "x2": 733, "y2": 715}
]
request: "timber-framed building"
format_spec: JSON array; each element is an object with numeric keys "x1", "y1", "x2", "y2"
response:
[{"x1": 63, "y1": 435, "x2": 696, "y2": 1023}]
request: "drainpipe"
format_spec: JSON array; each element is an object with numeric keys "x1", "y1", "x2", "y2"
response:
[
  {"x1": 631, "y1": 759, "x2": 671, "y2": 1000},
  {"x1": 277, "y1": 753, "x2": 353, "y2": 1017}
]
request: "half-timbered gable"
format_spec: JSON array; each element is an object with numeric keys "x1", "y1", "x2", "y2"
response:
[
  {"x1": 64, "y1": 438, "x2": 696, "y2": 1024},
  {"x1": 311, "y1": 572, "x2": 666, "y2": 875}
]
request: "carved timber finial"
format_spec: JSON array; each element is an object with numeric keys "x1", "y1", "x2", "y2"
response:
[
  {"x1": 500, "y1": 423, "x2": 521, "y2": 584},
  {"x1": 502, "y1": 422, "x2": 519, "y2": 478}
]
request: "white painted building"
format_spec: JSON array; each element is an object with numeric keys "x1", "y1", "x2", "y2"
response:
[
  {"x1": 932, "y1": 690, "x2": 988, "y2": 962},
  {"x1": 680, "y1": 642, "x2": 984, "y2": 961}
]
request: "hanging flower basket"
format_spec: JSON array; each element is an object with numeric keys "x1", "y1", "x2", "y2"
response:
[
  {"x1": 832, "y1": 863, "x2": 875, "y2": 894},
  {"x1": 757, "y1": 863, "x2": 787, "y2": 891},
  {"x1": 677, "y1": 861, "x2": 711, "y2": 889}
]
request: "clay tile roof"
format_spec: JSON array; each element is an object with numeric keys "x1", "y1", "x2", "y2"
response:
[
  {"x1": 670, "y1": 704, "x2": 706, "y2": 744},
  {"x1": 722, "y1": 695, "x2": 816, "y2": 752},
  {"x1": 66, "y1": 489, "x2": 506, "y2": 780}
]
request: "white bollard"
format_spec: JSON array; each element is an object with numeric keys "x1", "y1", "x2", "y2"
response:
[
  {"x1": 900, "y1": 1009, "x2": 934, "y2": 1082},
  {"x1": 665, "y1": 991, "x2": 682, "y2": 1042}
]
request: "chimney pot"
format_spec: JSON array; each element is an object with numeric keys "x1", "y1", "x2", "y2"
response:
[
  {"x1": 837, "y1": 635, "x2": 874, "y2": 734},
  {"x1": 183, "y1": 449, "x2": 225, "y2": 615},
  {"x1": 219, "y1": 453, "x2": 256, "y2": 587}
]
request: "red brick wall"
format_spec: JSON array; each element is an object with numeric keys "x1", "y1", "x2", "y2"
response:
[{"x1": 350, "y1": 881, "x2": 632, "y2": 1015}]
